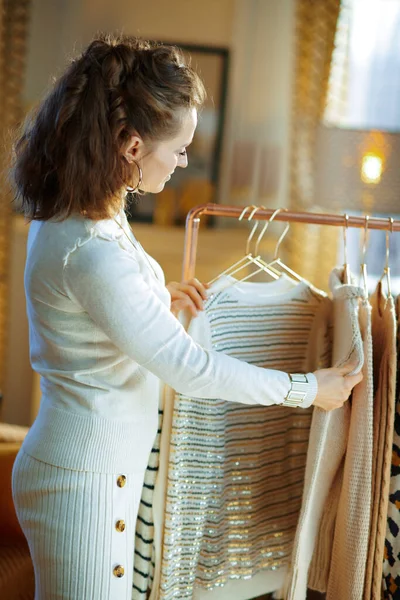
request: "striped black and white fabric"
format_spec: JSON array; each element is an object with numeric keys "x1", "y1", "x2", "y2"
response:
[{"x1": 133, "y1": 408, "x2": 163, "y2": 599}]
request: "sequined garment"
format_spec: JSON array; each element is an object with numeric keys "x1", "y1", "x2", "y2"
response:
[{"x1": 158, "y1": 278, "x2": 329, "y2": 599}]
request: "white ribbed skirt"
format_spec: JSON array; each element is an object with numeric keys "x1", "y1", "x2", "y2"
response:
[{"x1": 12, "y1": 449, "x2": 143, "y2": 600}]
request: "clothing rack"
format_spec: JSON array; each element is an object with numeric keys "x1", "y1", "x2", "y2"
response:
[{"x1": 182, "y1": 203, "x2": 400, "y2": 280}]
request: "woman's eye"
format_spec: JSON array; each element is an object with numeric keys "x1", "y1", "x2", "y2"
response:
[{"x1": 179, "y1": 150, "x2": 187, "y2": 157}]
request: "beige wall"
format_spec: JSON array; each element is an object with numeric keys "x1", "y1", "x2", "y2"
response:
[
  {"x1": 24, "y1": 0, "x2": 234, "y2": 106},
  {"x1": 24, "y1": 0, "x2": 85, "y2": 106},
  {"x1": 83, "y1": 0, "x2": 234, "y2": 46}
]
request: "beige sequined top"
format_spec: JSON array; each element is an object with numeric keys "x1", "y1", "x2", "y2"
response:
[{"x1": 148, "y1": 274, "x2": 330, "y2": 600}]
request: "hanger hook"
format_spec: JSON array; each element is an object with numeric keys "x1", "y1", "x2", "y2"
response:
[
  {"x1": 273, "y1": 222, "x2": 291, "y2": 260},
  {"x1": 245, "y1": 206, "x2": 265, "y2": 255},
  {"x1": 238, "y1": 205, "x2": 259, "y2": 255},
  {"x1": 248, "y1": 206, "x2": 264, "y2": 220},
  {"x1": 343, "y1": 214, "x2": 350, "y2": 265},
  {"x1": 254, "y1": 207, "x2": 288, "y2": 256},
  {"x1": 360, "y1": 215, "x2": 370, "y2": 296},
  {"x1": 361, "y1": 215, "x2": 370, "y2": 265},
  {"x1": 385, "y1": 217, "x2": 393, "y2": 270},
  {"x1": 382, "y1": 217, "x2": 393, "y2": 300},
  {"x1": 238, "y1": 205, "x2": 257, "y2": 222}
]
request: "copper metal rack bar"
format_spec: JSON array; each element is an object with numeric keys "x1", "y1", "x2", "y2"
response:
[{"x1": 182, "y1": 203, "x2": 400, "y2": 280}]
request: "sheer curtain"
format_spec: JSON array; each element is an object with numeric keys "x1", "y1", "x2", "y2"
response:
[
  {"x1": 326, "y1": 0, "x2": 400, "y2": 132},
  {"x1": 218, "y1": 0, "x2": 296, "y2": 214}
]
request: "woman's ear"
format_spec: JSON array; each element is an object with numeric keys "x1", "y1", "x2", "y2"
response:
[{"x1": 123, "y1": 135, "x2": 142, "y2": 163}]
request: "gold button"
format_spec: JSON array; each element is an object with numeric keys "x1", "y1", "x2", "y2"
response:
[
  {"x1": 115, "y1": 519, "x2": 126, "y2": 532},
  {"x1": 116, "y1": 475, "x2": 126, "y2": 488},
  {"x1": 113, "y1": 565, "x2": 125, "y2": 578}
]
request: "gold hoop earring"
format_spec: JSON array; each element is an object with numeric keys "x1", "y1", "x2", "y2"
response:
[{"x1": 126, "y1": 159, "x2": 143, "y2": 193}]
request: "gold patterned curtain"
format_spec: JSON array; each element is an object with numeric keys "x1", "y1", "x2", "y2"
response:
[
  {"x1": 0, "y1": 0, "x2": 31, "y2": 394},
  {"x1": 288, "y1": 0, "x2": 342, "y2": 291}
]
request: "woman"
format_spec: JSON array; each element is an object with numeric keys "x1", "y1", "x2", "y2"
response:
[{"x1": 10, "y1": 34, "x2": 361, "y2": 599}]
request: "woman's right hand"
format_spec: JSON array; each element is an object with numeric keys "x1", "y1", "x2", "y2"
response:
[{"x1": 312, "y1": 365, "x2": 363, "y2": 411}]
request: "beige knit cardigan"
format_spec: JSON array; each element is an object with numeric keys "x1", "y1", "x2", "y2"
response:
[
  {"x1": 285, "y1": 268, "x2": 372, "y2": 600},
  {"x1": 323, "y1": 282, "x2": 373, "y2": 599}
]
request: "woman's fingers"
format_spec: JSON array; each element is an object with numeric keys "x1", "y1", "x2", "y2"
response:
[
  {"x1": 171, "y1": 300, "x2": 197, "y2": 318},
  {"x1": 344, "y1": 371, "x2": 363, "y2": 395},
  {"x1": 174, "y1": 279, "x2": 209, "y2": 311},
  {"x1": 313, "y1": 365, "x2": 363, "y2": 411},
  {"x1": 174, "y1": 284, "x2": 203, "y2": 311},
  {"x1": 338, "y1": 362, "x2": 357, "y2": 374},
  {"x1": 167, "y1": 279, "x2": 209, "y2": 314},
  {"x1": 183, "y1": 279, "x2": 209, "y2": 308},
  {"x1": 186, "y1": 278, "x2": 208, "y2": 301},
  {"x1": 170, "y1": 290, "x2": 199, "y2": 316}
]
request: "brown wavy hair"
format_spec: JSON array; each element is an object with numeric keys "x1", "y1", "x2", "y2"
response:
[{"x1": 11, "y1": 33, "x2": 206, "y2": 221}]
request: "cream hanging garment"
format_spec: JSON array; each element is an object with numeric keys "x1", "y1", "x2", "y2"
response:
[
  {"x1": 147, "y1": 273, "x2": 331, "y2": 600},
  {"x1": 305, "y1": 268, "x2": 373, "y2": 600},
  {"x1": 286, "y1": 267, "x2": 369, "y2": 600}
]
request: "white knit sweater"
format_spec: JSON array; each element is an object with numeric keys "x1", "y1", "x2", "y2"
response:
[{"x1": 21, "y1": 210, "x2": 318, "y2": 476}]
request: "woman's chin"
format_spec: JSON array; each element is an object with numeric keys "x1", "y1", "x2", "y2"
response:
[
  {"x1": 154, "y1": 180, "x2": 167, "y2": 193},
  {"x1": 138, "y1": 182, "x2": 165, "y2": 194},
  {"x1": 144, "y1": 176, "x2": 171, "y2": 194}
]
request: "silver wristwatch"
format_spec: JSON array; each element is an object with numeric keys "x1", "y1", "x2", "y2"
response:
[{"x1": 282, "y1": 373, "x2": 309, "y2": 407}]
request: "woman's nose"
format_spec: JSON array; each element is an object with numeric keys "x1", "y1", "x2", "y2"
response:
[{"x1": 178, "y1": 155, "x2": 188, "y2": 169}]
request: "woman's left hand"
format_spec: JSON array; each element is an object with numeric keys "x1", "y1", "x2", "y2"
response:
[{"x1": 166, "y1": 278, "x2": 209, "y2": 318}]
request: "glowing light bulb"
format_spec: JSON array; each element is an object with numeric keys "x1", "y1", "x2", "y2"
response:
[{"x1": 361, "y1": 153, "x2": 383, "y2": 184}]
